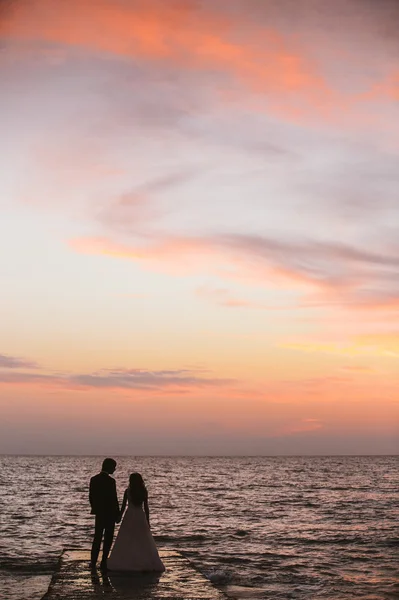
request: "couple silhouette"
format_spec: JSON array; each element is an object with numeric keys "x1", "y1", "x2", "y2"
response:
[{"x1": 89, "y1": 458, "x2": 165, "y2": 573}]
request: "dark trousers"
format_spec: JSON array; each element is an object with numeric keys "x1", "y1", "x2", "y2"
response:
[{"x1": 91, "y1": 515, "x2": 115, "y2": 565}]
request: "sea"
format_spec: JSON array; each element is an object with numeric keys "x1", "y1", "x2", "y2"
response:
[{"x1": 0, "y1": 455, "x2": 398, "y2": 600}]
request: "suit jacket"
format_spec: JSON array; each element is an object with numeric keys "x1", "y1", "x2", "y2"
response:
[{"x1": 89, "y1": 472, "x2": 119, "y2": 521}]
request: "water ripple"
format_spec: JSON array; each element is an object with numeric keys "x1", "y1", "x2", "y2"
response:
[{"x1": 0, "y1": 455, "x2": 398, "y2": 600}]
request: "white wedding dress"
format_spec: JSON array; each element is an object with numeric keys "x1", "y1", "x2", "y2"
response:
[{"x1": 107, "y1": 489, "x2": 165, "y2": 572}]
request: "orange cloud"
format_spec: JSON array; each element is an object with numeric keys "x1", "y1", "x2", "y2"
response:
[
  {"x1": 69, "y1": 234, "x2": 399, "y2": 311},
  {"x1": 280, "y1": 333, "x2": 399, "y2": 359},
  {"x1": 2, "y1": 0, "x2": 393, "y2": 125},
  {"x1": 0, "y1": 2, "x2": 326, "y2": 85},
  {"x1": 353, "y1": 333, "x2": 399, "y2": 358},
  {"x1": 361, "y1": 70, "x2": 399, "y2": 102}
]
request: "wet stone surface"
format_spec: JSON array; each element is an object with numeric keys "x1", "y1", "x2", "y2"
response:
[{"x1": 41, "y1": 550, "x2": 227, "y2": 600}]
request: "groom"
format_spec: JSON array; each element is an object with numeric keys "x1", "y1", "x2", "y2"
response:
[{"x1": 89, "y1": 458, "x2": 120, "y2": 570}]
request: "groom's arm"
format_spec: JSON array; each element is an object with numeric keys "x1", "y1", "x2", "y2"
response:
[
  {"x1": 112, "y1": 479, "x2": 121, "y2": 522},
  {"x1": 89, "y1": 477, "x2": 95, "y2": 514}
]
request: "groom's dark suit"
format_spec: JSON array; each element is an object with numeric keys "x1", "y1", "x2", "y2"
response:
[{"x1": 89, "y1": 471, "x2": 120, "y2": 566}]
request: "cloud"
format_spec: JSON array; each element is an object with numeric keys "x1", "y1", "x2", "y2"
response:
[
  {"x1": 0, "y1": 371, "x2": 52, "y2": 385},
  {"x1": 3, "y1": 1, "x2": 398, "y2": 240},
  {"x1": 0, "y1": 364, "x2": 233, "y2": 393},
  {"x1": 95, "y1": 167, "x2": 202, "y2": 234},
  {"x1": 354, "y1": 333, "x2": 399, "y2": 358},
  {"x1": 0, "y1": 2, "x2": 328, "y2": 102},
  {"x1": 70, "y1": 231, "x2": 399, "y2": 309},
  {"x1": 2, "y1": 0, "x2": 399, "y2": 128},
  {"x1": 196, "y1": 285, "x2": 297, "y2": 310},
  {"x1": 280, "y1": 333, "x2": 399, "y2": 358},
  {"x1": 196, "y1": 286, "x2": 261, "y2": 309},
  {"x1": 69, "y1": 368, "x2": 232, "y2": 391},
  {"x1": 296, "y1": 145, "x2": 399, "y2": 227},
  {"x1": 219, "y1": 232, "x2": 399, "y2": 283},
  {"x1": 2, "y1": 0, "x2": 399, "y2": 330},
  {"x1": 0, "y1": 354, "x2": 39, "y2": 369}
]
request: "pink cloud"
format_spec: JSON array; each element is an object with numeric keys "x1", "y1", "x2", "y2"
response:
[
  {"x1": 69, "y1": 233, "x2": 399, "y2": 310},
  {"x1": 2, "y1": 0, "x2": 397, "y2": 128},
  {"x1": 196, "y1": 286, "x2": 262, "y2": 309}
]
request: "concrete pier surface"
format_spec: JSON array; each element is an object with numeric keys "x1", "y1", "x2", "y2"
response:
[{"x1": 41, "y1": 549, "x2": 227, "y2": 600}]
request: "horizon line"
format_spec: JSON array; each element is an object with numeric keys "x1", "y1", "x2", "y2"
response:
[{"x1": 1, "y1": 453, "x2": 397, "y2": 458}]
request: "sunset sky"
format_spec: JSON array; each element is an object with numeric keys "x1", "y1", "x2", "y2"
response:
[{"x1": 0, "y1": 0, "x2": 398, "y2": 455}]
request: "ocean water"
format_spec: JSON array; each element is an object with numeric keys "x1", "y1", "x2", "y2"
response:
[{"x1": 0, "y1": 456, "x2": 398, "y2": 600}]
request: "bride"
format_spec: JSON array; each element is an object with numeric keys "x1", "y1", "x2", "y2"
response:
[{"x1": 107, "y1": 472, "x2": 165, "y2": 572}]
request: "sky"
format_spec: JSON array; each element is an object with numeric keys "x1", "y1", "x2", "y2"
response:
[{"x1": 0, "y1": 0, "x2": 398, "y2": 455}]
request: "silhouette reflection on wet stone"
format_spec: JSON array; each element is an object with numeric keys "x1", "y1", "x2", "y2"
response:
[{"x1": 42, "y1": 549, "x2": 227, "y2": 599}]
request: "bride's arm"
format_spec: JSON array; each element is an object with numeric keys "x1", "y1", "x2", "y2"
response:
[
  {"x1": 144, "y1": 498, "x2": 150, "y2": 526},
  {"x1": 119, "y1": 489, "x2": 128, "y2": 519}
]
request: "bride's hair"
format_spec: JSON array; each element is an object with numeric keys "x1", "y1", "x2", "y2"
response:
[{"x1": 128, "y1": 472, "x2": 148, "y2": 505}]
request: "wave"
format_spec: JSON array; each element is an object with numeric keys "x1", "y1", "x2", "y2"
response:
[
  {"x1": 154, "y1": 533, "x2": 207, "y2": 543},
  {"x1": 284, "y1": 535, "x2": 368, "y2": 546},
  {"x1": 378, "y1": 538, "x2": 399, "y2": 547},
  {"x1": 0, "y1": 557, "x2": 57, "y2": 575},
  {"x1": 1, "y1": 455, "x2": 397, "y2": 600}
]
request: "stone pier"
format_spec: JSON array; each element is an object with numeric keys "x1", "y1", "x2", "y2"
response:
[{"x1": 41, "y1": 549, "x2": 227, "y2": 600}]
